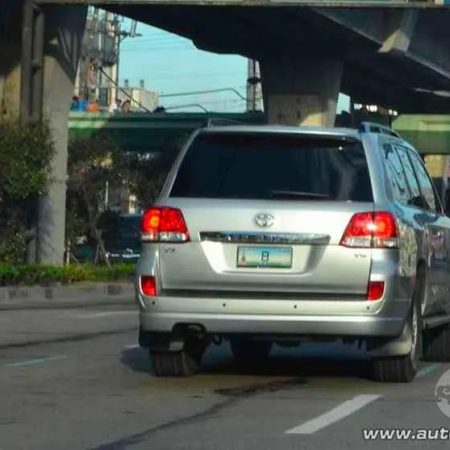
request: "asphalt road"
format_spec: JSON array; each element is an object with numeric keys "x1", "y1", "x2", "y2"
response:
[{"x1": 1, "y1": 303, "x2": 450, "y2": 450}]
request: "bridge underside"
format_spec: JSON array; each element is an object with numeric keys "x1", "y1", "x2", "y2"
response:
[
  {"x1": 4, "y1": 1, "x2": 450, "y2": 264},
  {"x1": 105, "y1": 6, "x2": 450, "y2": 114}
]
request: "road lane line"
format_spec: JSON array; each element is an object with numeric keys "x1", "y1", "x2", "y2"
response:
[
  {"x1": 123, "y1": 344, "x2": 140, "y2": 350},
  {"x1": 285, "y1": 394, "x2": 381, "y2": 435},
  {"x1": 5, "y1": 355, "x2": 68, "y2": 368},
  {"x1": 74, "y1": 311, "x2": 136, "y2": 319},
  {"x1": 417, "y1": 363, "x2": 441, "y2": 378}
]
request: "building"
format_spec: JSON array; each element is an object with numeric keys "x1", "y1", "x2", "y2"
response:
[
  {"x1": 120, "y1": 80, "x2": 159, "y2": 112},
  {"x1": 75, "y1": 8, "x2": 143, "y2": 109}
]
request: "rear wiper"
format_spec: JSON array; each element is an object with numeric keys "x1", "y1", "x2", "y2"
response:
[{"x1": 267, "y1": 190, "x2": 330, "y2": 200}]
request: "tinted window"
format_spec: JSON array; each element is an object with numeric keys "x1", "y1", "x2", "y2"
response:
[
  {"x1": 395, "y1": 146, "x2": 421, "y2": 201},
  {"x1": 171, "y1": 133, "x2": 373, "y2": 201},
  {"x1": 118, "y1": 215, "x2": 141, "y2": 246},
  {"x1": 383, "y1": 144, "x2": 410, "y2": 204},
  {"x1": 408, "y1": 151, "x2": 438, "y2": 212}
]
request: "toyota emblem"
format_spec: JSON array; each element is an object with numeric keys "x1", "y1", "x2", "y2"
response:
[{"x1": 254, "y1": 213, "x2": 275, "y2": 228}]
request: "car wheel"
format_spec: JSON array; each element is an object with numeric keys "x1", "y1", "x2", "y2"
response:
[
  {"x1": 423, "y1": 324, "x2": 450, "y2": 362},
  {"x1": 230, "y1": 339, "x2": 272, "y2": 364},
  {"x1": 150, "y1": 349, "x2": 201, "y2": 377},
  {"x1": 372, "y1": 297, "x2": 421, "y2": 383}
]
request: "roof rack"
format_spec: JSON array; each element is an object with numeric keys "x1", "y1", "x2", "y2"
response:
[
  {"x1": 359, "y1": 121, "x2": 401, "y2": 139},
  {"x1": 205, "y1": 118, "x2": 244, "y2": 128}
]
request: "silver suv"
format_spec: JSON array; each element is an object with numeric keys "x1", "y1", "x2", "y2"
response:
[{"x1": 135, "y1": 123, "x2": 450, "y2": 382}]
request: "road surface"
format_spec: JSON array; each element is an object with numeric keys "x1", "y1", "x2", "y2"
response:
[{"x1": 1, "y1": 302, "x2": 449, "y2": 449}]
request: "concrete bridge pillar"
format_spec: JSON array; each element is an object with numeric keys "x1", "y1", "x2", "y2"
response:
[
  {"x1": 0, "y1": 4, "x2": 22, "y2": 119},
  {"x1": 38, "y1": 5, "x2": 86, "y2": 265},
  {"x1": 260, "y1": 56, "x2": 343, "y2": 127},
  {"x1": 0, "y1": 2, "x2": 86, "y2": 265}
]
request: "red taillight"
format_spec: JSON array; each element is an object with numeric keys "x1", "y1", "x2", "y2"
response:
[
  {"x1": 367, "y1": 281, "x2": 385, "y2": 301},
  {"x1": 141, "y1": 276, "x2": 157, "y2": 296},
  {"x1": 340, "y1": 212, "x2": 398, "y2": 248},
  {"x1": 141, "y1": 207, "x2": 189, "y2": 242}
]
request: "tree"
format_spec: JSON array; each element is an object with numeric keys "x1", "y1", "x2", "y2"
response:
[
  {"x1": 67, "y1": 134, "x2": 126, "y2": 265},
  {"x1": 0, "y1": 120, "x2": 54, "y2": 263},
  {"x1": 66, "y1": 134, "x2": 183, "y2": 265},
  {"x1": 126, "y1": 140, "x2": 182, "y2": 209}
]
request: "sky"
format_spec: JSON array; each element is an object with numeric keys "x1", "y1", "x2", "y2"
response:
[
  {"x1": 119, "y1": 22, "x2": 249, "y2": 113},
  {"x1": 120, "y1": 21, "x2": 349, "y2": 113}
]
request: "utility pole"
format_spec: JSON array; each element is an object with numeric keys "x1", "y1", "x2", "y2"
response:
[
  {"x1": 75, "y1": 10, "x2": 139, "y2": 108},
  {"x1": 246, "y1": 59, "x2": 262, "y2": 112}
]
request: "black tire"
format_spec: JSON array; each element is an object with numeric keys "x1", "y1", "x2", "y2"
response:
[
  {"x1": 372, "y1": 295, "x2": 422, "y2": 383},
  {"x1": 150, "y1": 350, "x2": 201, "y2": 377},
  {"x1": 230, "y1": 339, "x2": 272, "y2": 364},
  {"x1": 423, "y1": 325, "x2": 450, "y2": 362}
]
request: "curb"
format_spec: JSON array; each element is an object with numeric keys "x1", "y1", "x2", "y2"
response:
[{"x1": 0, "y1": 282, "x2": 134, "y2": 310}]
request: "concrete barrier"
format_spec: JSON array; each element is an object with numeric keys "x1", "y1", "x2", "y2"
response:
[{"x1": 0, "y1": 282, "x2": 134, "y2": 310}]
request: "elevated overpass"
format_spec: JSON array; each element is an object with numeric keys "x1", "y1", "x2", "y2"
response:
[
  {"x1": 39, "y1": 0, "x2": 450, "y2": 124},
  {"x1": 68, "y1": 111, "x2": 265, "y2": 152},
  {"x1": 2, "y1": 0, "x2": 450, "y2": 264},
  {"x1": 68, "y1": 111, "x2": 450, "y2": 156}
]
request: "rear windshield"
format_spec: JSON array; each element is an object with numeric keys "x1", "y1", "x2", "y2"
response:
[
  {"x1": 170, "y1": 132, "x2": 373, "y2": 201},
  {"x1": 119, "y1": 216, "x2": 141, "y2": 238}
]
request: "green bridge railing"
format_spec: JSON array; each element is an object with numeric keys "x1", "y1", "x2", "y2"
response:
[{"x1": 68, "y1": 112, "x2": 450, "y2": 155}]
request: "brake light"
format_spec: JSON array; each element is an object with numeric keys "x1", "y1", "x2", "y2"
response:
[
  {"x1": 140, "y1": 276, "x2": 157, "y2": 296},
  {"x1": 367, "y1": 281, "x2": 385, "y2": 301},
  {"x1": 340, "y1": 212, "x2": 398, "y2": 248},
  {"x1": 141, "y1": 207, "x2": 189, "y2": 242}
]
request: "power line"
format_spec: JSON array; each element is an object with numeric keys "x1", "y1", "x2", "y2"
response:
[
  {"x1": 121, "y1": 45, "x2": 194, "y2": 51},
  {"x1": 121, "y1": 40, "x2": 191, "y2": 49},
  {"x1": 99, "y1": 67, "x2": 152, "y2": 113},
  {"x1": 127, "y1": 30, "x2": 184, "y2": 40},
  {"x1": 159, "y1": 87, "x2": 247, "y2": 101},
  {"x1": 121, "y1": 35, "x2": 191, "y2": 45},
  {"x1": 120, "y1": 46, "x2": 197, "y2": 53},
  {"x1": 100, "y1": 61, "x2": 253, "y2": 113},
  {"x1": 126, "y1": 74, "x2": 246, "y2": 83},
  {"x1": 164, "y1": 103, "x2": 209, "y2": 113}
]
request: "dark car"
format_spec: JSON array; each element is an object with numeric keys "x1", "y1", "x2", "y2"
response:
[{"x1": 106, "y1": 213, "x2": 142, "y2": 263}]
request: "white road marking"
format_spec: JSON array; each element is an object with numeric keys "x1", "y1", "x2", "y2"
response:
[
  {"x1": 417, "y1": 363, "x2": 441, "y2": 378},
  {"x1": 73, "y1": 311, "x2": 136, "y2": 319},
  {"x1": 5, "y1": 355, "x2": 68, "y2": 368},
  {"x1": 123, "y1": 344, "x2": 140, "y2": 350},
  {"x1": 285, "y1": 394, "x2": 381, "y2": 435}
]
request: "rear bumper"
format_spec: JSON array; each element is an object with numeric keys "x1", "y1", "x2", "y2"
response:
[
  {"x1": 140, "y1": 311, "x2": 404, "y2": 337},
  {"x1": 137, "y1": 294, "x2": 410, "y2": 338}
]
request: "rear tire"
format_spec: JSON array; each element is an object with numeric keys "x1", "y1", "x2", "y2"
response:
[
  {"x1": 150, "y1": 350, "x2": 201, "y2": 377},
  {"x1": 230, "y1": 339, "x2": 272, "y2": 364},
  {"x1": 423, "y1": 325, "x2": 450, "y2": 362},
  {"x1": 372, "y1": 296, "x2": 421, "y2": 383}
]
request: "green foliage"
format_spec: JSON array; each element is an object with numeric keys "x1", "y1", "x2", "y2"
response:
[
  {"x1": 126, "y1": 141, "x2": 181, "y2": 208},
  {"x1": 0, "y1": 230, "x2": 27, "y2": 265},
  {"x1": 0, "y1": 120, "x2": 54, "y2": 200},
  {"x1": 0, "y1": 120, "x2": 54, "y2": 264},
  {"x1": 66, "y1": 134, "x2": 181, "y2": 264},
  {"x1": 0, "y1": 263, "x2": 135, "y2": 286},
  {"x1": 65, "y1": 207, "x2": 88, "y2": 250},
  {"x1": 66, "y1": 135, "x2": 126, "y2": 264}
]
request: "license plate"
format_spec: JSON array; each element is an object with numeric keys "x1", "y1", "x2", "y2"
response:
[{"x1": 237, "y1": 246, "x2": 292, "y2": 269}]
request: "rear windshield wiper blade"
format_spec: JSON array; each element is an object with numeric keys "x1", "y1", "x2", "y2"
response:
[{"x1": 267, "y1": 190, "x2": 330, "y2": 200}]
